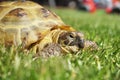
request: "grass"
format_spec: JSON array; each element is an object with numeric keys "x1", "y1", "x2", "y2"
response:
[{"x1": 0, "y1": 8, "x2": 120, "y2": 80}]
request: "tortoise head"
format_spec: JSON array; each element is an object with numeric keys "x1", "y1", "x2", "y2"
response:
[{"x1": 58, "y1": 31, "x2": 85, "y2": 53}]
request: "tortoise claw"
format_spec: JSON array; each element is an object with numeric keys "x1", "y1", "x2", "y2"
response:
[{"x1": 84, "y1": 40, "x2": 98, "y2": 51}]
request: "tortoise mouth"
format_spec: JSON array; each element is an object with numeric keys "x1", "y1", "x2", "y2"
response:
[{"x1": 58, "y1": 31, "x2": 85, "y2": 53}]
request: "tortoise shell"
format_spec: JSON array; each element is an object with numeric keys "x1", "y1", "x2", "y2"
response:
[{"x1": 0, "y1": 1, "x2": 74, "y2": 47}]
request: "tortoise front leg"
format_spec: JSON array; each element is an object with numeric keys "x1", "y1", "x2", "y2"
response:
[
  {"x1": 34, "y1": 43, "x2": 62, "y2": 58},
  {"x1": 84, "y1": 40, "x2": 98, "y2": 50}
]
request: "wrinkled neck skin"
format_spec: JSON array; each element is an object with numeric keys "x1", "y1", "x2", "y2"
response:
[{"x1": 34, "y1": 29, "x2": 73, "y2": 54}]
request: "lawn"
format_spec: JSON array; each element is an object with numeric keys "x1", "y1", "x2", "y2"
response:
[{"x1": 0, "y1": 8, "x2": 120, "y2": 80}]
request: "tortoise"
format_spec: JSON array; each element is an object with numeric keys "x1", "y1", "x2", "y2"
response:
[{"x1": 0, "y1": 0, "x2": 97, "y2": 57}]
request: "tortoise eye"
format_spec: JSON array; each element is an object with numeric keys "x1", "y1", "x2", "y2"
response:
[{"x1": 69, "y1": 34, "x2": 74, "y2": 38}]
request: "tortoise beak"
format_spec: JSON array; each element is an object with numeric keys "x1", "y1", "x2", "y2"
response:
[{"x1": 78, "y1": 39, "x2": 84, "y2": 48}]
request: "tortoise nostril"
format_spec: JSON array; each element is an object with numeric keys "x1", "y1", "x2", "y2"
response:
[
  {"x1": 76, "y1": 35, "x2": 84, "y2": 48},
  {"x1": 78, "y1": 39, "x2": 85, "y2": 48}
]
